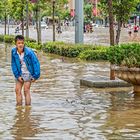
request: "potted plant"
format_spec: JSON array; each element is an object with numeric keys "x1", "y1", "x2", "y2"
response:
[{"x1": 107, "y1": 43, "x2": 140, "y2": 94}]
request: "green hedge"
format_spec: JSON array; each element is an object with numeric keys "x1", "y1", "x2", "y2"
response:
[
  {"x1": 0, "y1": 35, "x2": 36, "y2": 44},
  {"x1": 1, "y1": 35, "x2": 139, "y2": 65},
  {"x1": 107, "y1": 43, "x2": 140, "y2": 67},
  {"x1": 42, "y1": 42, "x2": 95, "y2": 57},
  {"x1": 79, "y1": 48, "x2": 108, "y2": 61},
  {"x1": 42, "y1": 42, "x2": 108, "y2": 59},
  {"x1": 0, "y1": 35, "x2": 109, "y2": 61},
  {"x1": 25, "y1": 42, "x2": 42, "y2": 50},
  {"x1": 0, "y1": 35, "x2": 4, "y2": 42}
]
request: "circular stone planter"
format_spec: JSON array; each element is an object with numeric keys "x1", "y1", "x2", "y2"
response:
[{"x1": 114, "y1": 66, "x2": 140, "y2": 94}]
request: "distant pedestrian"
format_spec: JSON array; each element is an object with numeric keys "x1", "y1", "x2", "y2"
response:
[
  {"x1": 134, "y1": 25, "x2": 139, "y2": 33},
  {"x1": 127, "y1": 24, "x2": 132, "y2": 37},
  {"x1": 134, "y1": 25, "x2": 139, "y2": 38}
]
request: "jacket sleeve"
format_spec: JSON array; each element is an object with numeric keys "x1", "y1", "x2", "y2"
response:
[
  {"x1": 30, "y1": 50, "x2": 40, "y2": 80},
  {"x1": 11, "y1": 50, "x2": 20, "y2": 79}
]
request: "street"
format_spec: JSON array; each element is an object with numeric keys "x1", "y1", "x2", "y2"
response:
[{"x1": 1, "y1": 25, "x2": 140, "y2": 45}]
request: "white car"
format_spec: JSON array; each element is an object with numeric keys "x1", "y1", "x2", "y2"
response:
[
  {"x1": 34, "y1": 22, "x2": 48, "y2": 29},
  {"x1": 92, "y1": 23, "x2": 99, "y2": 27},
  {"x1": 41, "y1": 22, "x2": 48, "y2": 29}
]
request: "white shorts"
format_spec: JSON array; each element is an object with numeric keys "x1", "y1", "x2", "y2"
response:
[{"x1": 21, "y1": 73, "x2": 33, "y2": 82}]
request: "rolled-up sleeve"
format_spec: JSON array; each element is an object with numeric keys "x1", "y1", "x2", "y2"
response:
[
  {"x1": 11, "y1": 50, "x2": 20, "y2": 79},
  {"x1": 30, "y1": 51, "x2": 40, "y2": 79}
]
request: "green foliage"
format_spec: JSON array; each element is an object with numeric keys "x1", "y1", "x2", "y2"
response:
[
  {"x1": 42, "y1": 42, "x2": 108, "y2": 60},
  {"x1": 25, "y1": 38, "x2": 36, "y2": 43},
  {"x1": 61, "y1": 9, "x2": 70, "y2": 20},
  {"x1": 0, "y1": 0, "x2": 11, "y2": 20},
  {"x1": 84, "y1": 3, "x2": 93, "y2": 22},
  {"x1": 25, "y1": 42, "x2": 42, "y2": 50},
  {"x1": 33, "y1": 0, "x2": 69, "y2": 20},
  {"x1": 9, "y1": 0, "x2": 26, "y2": 21},
  {"x1": 107, "y1": 43, "x2": 140, "y2": 67},
  {"x1": 79, "y1": 48, "x2": 108, "y2": 61},
  {"x1": 0, "y1": 35, "x2": 36, "y2": 44},
  {"x1": 43, "y1": 42, "x2": 91, "y2": 57},
  {"x1": 4, "y1": 35, "x2": 15, "y2": 43},
  {"x1": 99, "y1": 0, "x2": 139, "y2": 23},
  {"x1": 0, "y1": 35, "x2": 4, "y2": 42}
]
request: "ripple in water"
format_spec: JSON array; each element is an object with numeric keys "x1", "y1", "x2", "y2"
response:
[{"x1": 0, "y1": 44, "x2": 139, "y2": 140}]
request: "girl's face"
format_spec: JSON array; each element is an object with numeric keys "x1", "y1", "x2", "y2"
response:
[{"x1": 16, "y1": 40, "x2": 24, "y2": 52}]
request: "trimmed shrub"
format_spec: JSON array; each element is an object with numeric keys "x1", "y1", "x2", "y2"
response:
[
  {"x1": 107, "y1": 43, "x2": 140, "y2": 67},
  {"x1": 42, "y1": 42, "x2": 99, "y2": 58},
  {"x1": 79, "y1": 48, "x2": 108, "y2": 60},
  {"x1": 4, "y1": 35, "x2": 15, "y2": 43},
  {"x1": 25, "y1": 42, "x2": 42, "y2": 50},
  {"x1": 0, "y1": 35, "x2": 36, "y2": 44},
  {"x1": 0, "y1": 35, "x2": 4, "y2": 42},
  {"x1": 0, "y1": 35, "x2": 110, "y2": 61},
  {"x1": 25, "y1": 38, "x2": 36, "y2": 43}
]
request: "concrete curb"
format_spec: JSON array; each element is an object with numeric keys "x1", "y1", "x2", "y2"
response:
[{"x1": 80, "y1": 76, "x2": 132, "y2": 88}]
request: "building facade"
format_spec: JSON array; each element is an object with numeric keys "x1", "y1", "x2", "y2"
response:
[
  {"x1": 68, "y1": 0, "x2": 75, "y2": 17},
  {"x1": 68, "y1": 0, "x2": 100, "y2": 17}
]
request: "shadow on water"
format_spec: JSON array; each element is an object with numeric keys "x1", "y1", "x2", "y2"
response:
[
  {"x1": 11, "y1": 107, "x2": 40, "y2": 140},
  {"x1": 100, "y1": 89, "x2": 140, "y2": 140},
  {"x1": 1, "y1": 43, "x2": 140, "y2": 140}
]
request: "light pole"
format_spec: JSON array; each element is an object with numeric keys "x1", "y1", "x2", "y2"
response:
[
  {"x1": 75, "y1": 0, "x2": 84, "y2": 43},
  {"x1": 52, "y1": 0, "x2": 55, "y2": 42},
  {"x1": 26, "y1": 0, "x2": 29, "y2": 38}
]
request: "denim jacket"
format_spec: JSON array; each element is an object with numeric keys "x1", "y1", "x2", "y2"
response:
[{"x1": 11, "y1": 46, "x2": 40, "y2": 80}]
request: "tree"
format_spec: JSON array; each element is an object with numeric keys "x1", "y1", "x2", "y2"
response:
[
  {"x1": 31, "y1": 0, "x2": 68, "y2": 43},
  {"x1": 84, "y1": 3, "x2": 93, "y2": 23},
  {"x1": 98, "y1": 0, "x2": 108, "y2": 26},
  {"x1": 10, "y1": 0, "x2": 28, "y2": 36},
  {"x1": 114, "y1": 0, "x2": 138, "y2": 44},
  {"x1": 31, "y1": 0, "x2": 49, "y2": 44},
  {"x1": 107, "y1": 0, "x2": 115, "y2": 46},
  {"x1": 107, "y1": 0, "x2": 115, "y2": 80},
  {"x1": 99, "y1": 0, "x2": 139, "y2": 45},
  {"x1": 0, "y1": 0, "x2": 11, "y2": 35}
]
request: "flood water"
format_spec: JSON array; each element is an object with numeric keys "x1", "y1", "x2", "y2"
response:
[{"x1": 0, "y1": 43, "x2": 140, "y2": 140}]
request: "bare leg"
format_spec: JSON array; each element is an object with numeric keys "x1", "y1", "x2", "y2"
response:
[
  {"x1": 15, "y1": 81, "x2": 23, "y2": 106},
  {"x1": 24, "y1": 82, "x2": 31, "y2": 106}
]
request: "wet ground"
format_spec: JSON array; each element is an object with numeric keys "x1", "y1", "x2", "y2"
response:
[
  {"x1": 1, "y1": 43, "x2": 140, "y2": 140},
  {"x1": 1, "y1": 26, "x2": 140, "y2": 45}
]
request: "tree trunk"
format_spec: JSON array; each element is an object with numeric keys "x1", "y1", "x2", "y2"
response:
[
  {"x1": 134, "y1": 16, "x2": 137, "y2": 26},
  {"x1": 4, "y1": 13, "x2": 7, "y2": 35},
  {"x1": 21, "y1": 18, "x2": 24, "y2": 36},
  {"x1": 107, "y1": 0, "x2": 115, "y2": 80},
  {"x1": 116, "y1": 20, "x2": 122, "y2": 45},
  {"x1": 26, "y1": 0, "x2": 29, "y2": 39},
  {"x1": 105, "y1": 17, "x2": 108, "y2": 27},
  {"x1": 38, "y1": 8, "x2": 41, "y2": 43},
  {"x1": 52, "y1": 1, "x2": 55, "y2": 41},
  {"x1": 107, "y1": 0, "x2": 115, "y2": 46},
  {"x1": 21, "y1": 0, "x2": 24, "y2": 36},
  {"x1": 35, "y1": 10, "x2": 39, "y2": 44}
]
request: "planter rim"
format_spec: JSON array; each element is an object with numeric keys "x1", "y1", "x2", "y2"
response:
[{"x1": 111, "y1": 65, "x2": 140, "y2": 72}]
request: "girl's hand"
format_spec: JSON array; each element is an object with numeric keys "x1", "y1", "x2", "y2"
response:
[
  {"x1": 18, "y1": 77, "x2": 24, "y2": 83},
  {"x1": 31, "y1": 78, "x2": 36, "y2": 82}
]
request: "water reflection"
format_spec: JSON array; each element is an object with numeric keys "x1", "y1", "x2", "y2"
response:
[
  {"x1": 102, "y1": 91, "x2": 140, "y2": 140},
  {"x1": 1, "y1": 43, "x2": 140, "y2": 140},
  {"x1": 11, "y1": 107, "x2": 39, "y2": 140}
]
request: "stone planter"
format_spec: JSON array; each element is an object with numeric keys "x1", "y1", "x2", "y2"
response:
[{"x1": 114, "y1": 66, "x2": 140, "y2": 94}]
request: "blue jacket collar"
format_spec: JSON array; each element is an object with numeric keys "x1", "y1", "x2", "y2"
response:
[{"x1": 13, "y1": 46, "x2": 29, "y2": 56}]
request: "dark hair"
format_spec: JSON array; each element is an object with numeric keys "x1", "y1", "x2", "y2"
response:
[{"x1": 15, "y1": 35, "x2": 24, "y2": 42}]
